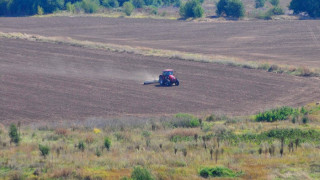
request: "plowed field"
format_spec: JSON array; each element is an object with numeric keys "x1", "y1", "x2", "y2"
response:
[
  {"x1": 1, "y1": 38, "x2": 319, "y2": 123},
  {"x1": 0, "y1": 17, "x2": 320, "y2": 67}
]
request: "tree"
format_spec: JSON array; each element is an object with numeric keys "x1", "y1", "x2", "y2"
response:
[
  {"x1": 255, "y1": 0, "x2": 265, "y2": 8},
  {"x1": 179, "y1": 0, "x2": 204, "y2": 18},
  {"x1": 123, "y1": 1, "x2": 134, "y2": 16},
  {"x1": 39, "y1": 144, "x2": 50, "y2": 159},
  {"x1": 9, "y1": 124, "x2": 20, "y2": 145},
  {"x1": 81, "y1": 0, "x2": 100, "y2": 13},
  {"x1": 289, "y1": 0, "x2": 320, "y2": 18},
  {"x1": 132, "y1": 0, "x2": 145, "y2": 8},
  {"x1": 216, "y1": 0, "x2": 245, "y2": 18}
]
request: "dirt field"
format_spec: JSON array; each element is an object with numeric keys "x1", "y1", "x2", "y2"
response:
[
  {"x1": 0, "y1": 17, "x2": 320, "y2": 68},
  {"x1": 1, "y1": 38, "x2": 319, "y2": 124}
]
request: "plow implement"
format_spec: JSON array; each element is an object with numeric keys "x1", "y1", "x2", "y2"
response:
[{"x1": 143, "y1": 80, "x2": 159, "y2": 85}]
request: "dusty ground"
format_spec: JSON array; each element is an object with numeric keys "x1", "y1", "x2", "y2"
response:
[
  {"x1": 0, "y1": 38, "x2": 319, "y2": 124},
  {"x1": 0, "y1": 17, "x2": 320, "y2": 67}
]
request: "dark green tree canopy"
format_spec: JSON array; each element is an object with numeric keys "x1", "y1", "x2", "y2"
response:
[{"x1": 289, "y1": 0, "x2": 320, "y2": 18}]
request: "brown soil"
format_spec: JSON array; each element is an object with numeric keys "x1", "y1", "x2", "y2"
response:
[
  {"x1": 0, "y1": 17, "x2": 320, "y2": 68},
  {"x1": 0, "y1": 38, "x2": 319, "y2": 124}
]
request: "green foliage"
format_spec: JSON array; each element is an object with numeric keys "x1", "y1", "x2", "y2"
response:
[
  {"x1": 131, "y1": 166, "x2": 154, "y2": 180},
  {"x1": 102, "y1": 0, "x2": 119, "y2": 8},
  {"x1": 216, "y1": 0, "x2": 245, "y2": 18},
  {"x1": 170, "y1": 135, "x2": 193, "y2": 142},
  {"x1": 199, "y1": 166, "x2": 242, "y2": 178},
  {"x1": 255, "y1": 106, "x2": 298, "y2": 122},
  {"x1": 66, "y1": 2, "x2": 76, "y2": 12},
  {"x1": 39, "y1": 144, "x2": 50, "y2": 158},
  {"x1": 255, "y1": 0, "x2": 265, "y2": 8},
  {"x1": 172, "y1": 113, "x2": 200, "y2": 127},
  {"x1": 132, "y1": 0, "x2": 145, "y2": 8},
  {"x1": 268, "y1": 6, "x2": 284, "y2": 15},
  {"x1": 9, "y1": 124, "x2": 20, "y2": 145},
  {"x1": 81, "y1": 0, "x2": 100, "y2": 13},
  {"x1": 104, "y1": 137, "x2": 111, "y2": 150},
  {"x1": 269, "y1": 0, "x2": 279, "y2": 6},
  {"x1": 123, "y1": 1, "x2": 134, "y2": 15},
  {"x1": 78, "y1": 141, "x2": 85, "y2": 152},
  {"x1": 37, "y1": 6, "x2": 44, "y2": 15},
  {"x1": 179, "y1": 0, "x2": 204, "y2": 18},
  {"x1": 302, "y1": 116, "x2": 309, "y2": 124},
  {"x1": 289, "y1": 0, "x2": 320, "y2": 17}
]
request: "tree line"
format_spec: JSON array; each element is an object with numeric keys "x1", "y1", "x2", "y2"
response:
[{"x1": 0, "y1": 0, "x2": 319, "y2": 18}]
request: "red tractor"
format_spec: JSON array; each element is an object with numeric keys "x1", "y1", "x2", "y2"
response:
[{"x1": 159, "y1": 69, "x2": 179, "y2": 86}]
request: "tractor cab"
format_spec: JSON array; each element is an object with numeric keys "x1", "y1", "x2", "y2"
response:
[{"x1": 159, "y1": 69, "x2": 179, "y2": 86}]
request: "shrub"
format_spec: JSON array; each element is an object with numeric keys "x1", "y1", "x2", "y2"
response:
[
  {"x1": 255, "y1": 0, "x2": 265, "y2": 8},
  {"x1": 268, "y1": 6, "x2": 284, "y2": 15},
  {"x1": 37, "y1": 5, "x2": 44, "y2": 15},
  {"x1": 289, "y1": 0, "x2": 320, "y2": 18},
  {"x1": 132, "y1": 0, "x2": 145, "y2": 8},
  {"x1": 78, "y1": 141, "x2": 85, "y2": 152},
  {"x1": 302, "y1": 116, "x2": 309, "y2": 124},
  {"x1": 269, "y1": 0, "x2": 279, "y2": 6},
  {"x1": 255, "y1": 106, "x2": 297, "y2": 122},
  {"x1": 123, "y1": 1, "x2": 134, "y2": 16},
  {"x1": 102, "y1": 0, "x2": 119, "y2": 8},
  {"x1": 104, "y1": 137, "x2": 111, "y2": 150},
  {"x1": 81, "y1": 0, "x2": 100, "y2": 13},
  {"x1": 172, "y1": 113, "x2": 200, "y2": 128},
  {"x1": 216, "y1": 0, "x2": 245, "y2": 18},
  {"x1": 131, "y1": 166, "x2": 154, "y2": 180},
  {"x1": 66, "y1": 2, "x2": 76, "y2": 12},
  {"x1": 199, "y1": 166, "x2": 241, "y2": 178},
  {"x1": 9, "y1": 124, "x2": 20, "y2": 145},
  {"x1": 39, "y1": 144, "x2": 50, "y2": 159},
  {"x1": 179, "y1": 0, "x2": 204, "y2": 18}
]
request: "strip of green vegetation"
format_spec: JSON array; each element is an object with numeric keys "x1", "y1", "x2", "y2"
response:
[
  {"x1": 172, "y1": 113, "x2": 200, "y2": 128},
  {"x1": 199, "y1": 166, "x2": 243, "y2": 178},
  {"x1": 255, "y1": 106, "x2": 305, "y2": 122}
]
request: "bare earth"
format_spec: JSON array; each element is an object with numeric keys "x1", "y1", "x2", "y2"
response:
[
  {"x1": 0, "y1": 38, "x2": 319, "y2": 124},
  {"x1": 0, "y1": 17, "x2": 320, "y2": 67}
]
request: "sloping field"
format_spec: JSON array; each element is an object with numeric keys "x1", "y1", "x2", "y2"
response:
[
  {"x1": 0, "y1": 17, "x2": 320, "y2": 68},
  {"x1": 0, "y1": 38, "x2": 319, "y2": 123}
]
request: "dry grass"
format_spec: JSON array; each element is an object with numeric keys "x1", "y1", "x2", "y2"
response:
[{"x1": 0, "y1": 31, "x2": 319, "y2": 78}]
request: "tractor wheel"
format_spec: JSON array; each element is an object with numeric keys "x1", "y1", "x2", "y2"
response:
[
  {"x1": 175, "y1": 80, "x2": 179, "y2": 86},
  {"x1": 159, "y1": 78, "x2": 164, "y2": 86}
]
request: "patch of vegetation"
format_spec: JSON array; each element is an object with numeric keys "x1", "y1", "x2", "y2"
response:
[
  {"x1": 269, "y1": 0, "x2": 279, "y2": 6},
  {"x1": 131, "y1": 166, "x2": 154, "y2": 180},
  {"x1": 123, "y1": 1, "x2": 134, "y2": 16},
  {"x1": 255, "y1": 106, "x2": 298, "y2": 122},
  {"x1": 199, "y1": 166, "x2": 242, "y2": 178},
  {"x1": 255, "y1": 0, "x2": 265, "y2": 8},
  {"x1": 179, "y1": 0, "x2": 204, "y2": 18},
  {"x1": 289, "y1": 0, "x2": 320, "y2": 18},
  {"x1": 172, "y1": 113, "x2": 200, "y2": 128},
  {"x1": 9, "y1": 124, "x2": 20, "y2": 145},
  {"x1": 268, "y1": 6, "x2": 284, "y2": 15},
  {"x1": 216, "y1": 0, "x2": 245, "y2": 18}
]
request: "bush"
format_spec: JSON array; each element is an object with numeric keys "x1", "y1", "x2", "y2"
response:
[
  {"x1": 255, "y1": 0, "x2": 265, "y2": 8},
  {"x1": 132, "y1": 0, "x2": 145, "y2": 8},
  {"x1": 66, "y1": 2, "x2": 76, "y2": 12},
  {"x1": 255, "y1": 106, "x2": 298, "y2": 122},
  {"x1": 102, "y1": 0, "x2": 119, "y2": 8},
  {"x1": 268, "y1": 6, "x2": 284, "y2": 15},
  {"x1": 199, "y1": 166, "x2": 241, "y2": 178},
  {"x1": 131, "y1": 166, "x2": 154, "y2": 180},
  {"x1": 123, "y1": 1, "x2": 134, "y2": 15},
  {"x1": 179, "y1": 0, "x2": 204, "y2": 18},
  {"x1": 78, "y1": 141, "x2": 85, "y2": 152},
  {"x1": 39, "y1": 144, "x2": 50, "y2": 158},
  {"x1": 269, "y1": 0, "x2": 279, "y2": 6},
  {"x1": 216, "y1": 0, "x2": 245, "y2": 18},
  {"x1": 172, "y1": 113, "x2": 200, "y2": 127},
  {"x1": 104, "y1": 137, "x2": 111, "y2": 150},
  {"x1": 81, "y1": 0, "x2": 100, "y2": 13},
  {"x1": 9, "y1": 124, "x2": 20, "y2": 145},
  {"x1": 289, "y1": 0, "x2": 320, "y2": 18}
]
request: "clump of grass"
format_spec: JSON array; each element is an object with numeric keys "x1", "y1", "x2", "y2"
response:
[
  {"x1": 172, "y1": 113, "x2": 200, "y2": 128},
  {"x1": 199, "y1": 166, "x2": 242, "y2": 178}
]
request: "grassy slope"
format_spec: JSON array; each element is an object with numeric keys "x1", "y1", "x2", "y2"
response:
[{"x1": 0, "y1": 103, "x2": 319, "y2": 179}]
